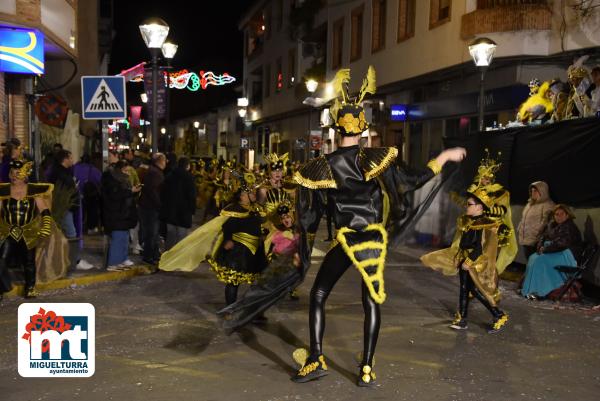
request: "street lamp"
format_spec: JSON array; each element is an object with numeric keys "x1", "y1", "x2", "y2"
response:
[
  {"x1": 139, "y1": 17, "x2": 169, "y2": 153},
  {"x1": 238, "y1": 108, "x2": 247, "y2": 118},
  {"x1": 162, "y1": 41, "x2": 178, "y2": 152},
  {"x1": 305, "y1": 79, "x2": 318, "y2": 94},
  {"x1": 193, "y1": 121, "x2": 200, "y2": 129},
  {"x1": 468, "y1": 37, "x2": 497, "y2": 132},
  {"x1": 305, "y1": 79, "x2": 318, "y2": 161}
]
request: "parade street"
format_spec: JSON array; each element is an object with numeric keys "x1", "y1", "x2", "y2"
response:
[{"x1": 1, "y1": 228, "x2": 599, "y2": 401}]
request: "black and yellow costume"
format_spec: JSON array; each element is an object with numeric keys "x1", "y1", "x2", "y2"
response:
[
  {"x1": 465, "y1": 150, "x2": 517, "y2": 274},
  {"x1": 217, "y1": 201, "x2": 301, "y2": 331},
  {"x1": 207, "y1": 203, "x2": 267, "y2": 304},
  {"x1": 159, "y1": 179, "x2": 267, "y2": 306},
  {"x1": 0, "y1": 181, "x2": 53, "y2": 298},
  {"x1": 291, "y1": 66, "x2": 445, "y2": 386},
  {"x1": 421, "y1": 186, "x2": 509, "y2": 334}
]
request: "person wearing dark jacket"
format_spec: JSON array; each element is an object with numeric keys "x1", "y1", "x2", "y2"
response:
[
  {"x1": 161, "y1": 157, "x2": 196, "y2": 250},
  {"x1": 47, "y1": 149, "x2": 94, "y2": 270},
  {"x1": 102, "y1": 161, "x2": 142, "y2": 270},
  {"x1": 139, "y1": 153, "x2": 166, "y2": 264}
]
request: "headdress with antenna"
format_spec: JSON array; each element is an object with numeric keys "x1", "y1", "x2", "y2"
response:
[
  {"x1": 473, "y1": 148, "x2": 502, "y2": 184},
  {"x1": 329, "y1": 66, "x2": 377, "y2": 136},
  {"x1": 264, "y1": 152, "x2": 289, "y2": 172}
]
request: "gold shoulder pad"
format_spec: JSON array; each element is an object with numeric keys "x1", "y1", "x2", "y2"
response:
[
  {"x1": 359, "y1": 147, "x2": 398, "y2": 181},
  {"x1": 293, "y1": 156, "x2": 337, "y2": 189}
]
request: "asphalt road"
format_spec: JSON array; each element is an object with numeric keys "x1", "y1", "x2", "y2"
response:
[{"x1": 1, "y1": 229, "x2": 599, "y2": 401}]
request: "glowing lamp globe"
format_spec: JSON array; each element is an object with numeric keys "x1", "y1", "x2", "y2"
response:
[
  {"x1": 161, "y1": 42, "x2": 178, "y2": 59},
  {"x1": 305, "y1": 79, "x2": 318, "y2": 93},
  {"x1": 468, "y1": 37, "x2": 497, "y2": 67},
  {"x1": 139, "y1": 18, "x2": 170, "y2": 49}
]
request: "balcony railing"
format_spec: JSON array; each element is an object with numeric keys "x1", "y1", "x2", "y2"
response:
[
  {"x1": 462, "y1": 3, "x2": 551, "y2": 39},
  {"x1": 477, "y1": 0, "x2": 548, "y2": 8}
]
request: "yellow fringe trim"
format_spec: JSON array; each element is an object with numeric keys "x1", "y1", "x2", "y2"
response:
[
  {"x1": 363, "y1": 147, "x2": 398, "y2": 181},
  {"x1": 206, "y1": 258, "x2": 259, "y2": 285},
  {"x1": 293, "y1": 171, "x2": 337, "y2": 189},
  {"x1": 336, "y1": 223, "x2": 387, "y2": 304}
]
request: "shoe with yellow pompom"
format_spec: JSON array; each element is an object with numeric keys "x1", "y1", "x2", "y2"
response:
[{"x1": 290, "y1": 349, "x2": 328, "y2": 383}]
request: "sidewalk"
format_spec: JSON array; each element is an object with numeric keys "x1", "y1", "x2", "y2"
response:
[
  {"x1": 5, "y1": 225, "x2": 526, "y2": 299},
  {"x1": 5, "y1": 232, "x2": 152, "y2": 299}
]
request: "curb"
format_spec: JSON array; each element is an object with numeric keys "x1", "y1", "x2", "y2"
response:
[{"x1": 5, "y1": 265, "x2": 152, "y2": 298}]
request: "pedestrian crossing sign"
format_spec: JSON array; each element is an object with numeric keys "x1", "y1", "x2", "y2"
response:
[{"x1": 81, "y1": 76, "x2": 126, "y2": 119}]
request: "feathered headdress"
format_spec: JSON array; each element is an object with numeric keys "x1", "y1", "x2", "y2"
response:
[{"x1": 329, "y1": 66, "x2": 377, "y2": 136}]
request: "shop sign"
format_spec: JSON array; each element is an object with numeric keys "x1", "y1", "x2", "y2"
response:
[
  {"x1": 390, "y1": 104, "x2": 407, "y2": 121},
  {"x1": 0, "y1": 27, "x2": 44, "y2": 74}
]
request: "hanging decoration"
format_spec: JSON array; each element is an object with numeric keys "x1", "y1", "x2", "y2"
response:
[
  {"x1": 167, "y1": 69, "x2": 236, "y2": 91},
  {"x1": 118, "y1": 63, "x2": 236, "y2": 92}
]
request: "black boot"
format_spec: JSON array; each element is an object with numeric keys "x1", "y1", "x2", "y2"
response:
[
  {"x1": 357, "y1": 363, "x2": 376, "y2": 387},
  {"x1": 291, "y1": 354, "x2": 328, "y2": 383},
  {"x1": 488, "y1": 310, "x2": 509, "y2": 334},
  {"x1": 449, "y1": 312, "x2": 468, "y2": 330}
]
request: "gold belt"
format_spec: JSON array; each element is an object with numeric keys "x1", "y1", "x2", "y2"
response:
[{"x1": 232, "y1": 232, "x2": 260, "y2": 255}]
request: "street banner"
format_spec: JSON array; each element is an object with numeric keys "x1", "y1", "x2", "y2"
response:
[{"x1": 143, "y1": 68, "x2": 167, "y2": 120}]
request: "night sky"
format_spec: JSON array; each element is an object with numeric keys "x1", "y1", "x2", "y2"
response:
[{"x1": 108, "y1": 0, "x2": 251, "y2": 120}]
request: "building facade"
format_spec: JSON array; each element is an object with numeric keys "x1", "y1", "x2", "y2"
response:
[
  {"x1": 238, "y1": 0, "x2": 600, "y2": 166},
  {"x1": 0, "y1": 0, "x2": 111, "y2": 167}
]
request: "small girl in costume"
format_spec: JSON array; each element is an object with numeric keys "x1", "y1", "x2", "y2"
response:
[{"x1": 421, "y1": 186, "x2": 509, "y2": 334}]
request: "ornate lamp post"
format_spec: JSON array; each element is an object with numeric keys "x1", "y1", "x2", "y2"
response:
[
  {"x1": 161, "y1": 41, "x2": 178, "y2": 152},
  {"x1": 139, "y1": 18, "x2": 169, "y2": 153},
  {"x1": 468, "y1": 37, "x2": 497, "y2": 132},
  {"x1": 305, "y1": 79, "x2": 318, "y2": 160}
]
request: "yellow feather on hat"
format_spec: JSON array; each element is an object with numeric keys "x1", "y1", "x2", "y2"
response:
[{"x1": 357, "y1": 66, "x2": 376, "y2": 104}]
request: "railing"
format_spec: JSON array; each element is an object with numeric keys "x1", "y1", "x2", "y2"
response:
[
  {"x1": 462, "y1": 2, "x2": 552, "y2": 38},
  {"x1": 477, "y1": 0, "x2": 548, "y2": 8}
]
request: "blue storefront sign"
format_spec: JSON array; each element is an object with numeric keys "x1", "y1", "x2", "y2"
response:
[
  {"x1": 390, "y1": 104, "x2": 408, "y2": 121},
  {"x1": 0, "y1": 27, "x2": 44, "y2": 74}
]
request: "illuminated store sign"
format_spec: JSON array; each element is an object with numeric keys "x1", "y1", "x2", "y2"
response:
[{"x1": 0, "y1": 27, "x2": 44, "y2": 74}]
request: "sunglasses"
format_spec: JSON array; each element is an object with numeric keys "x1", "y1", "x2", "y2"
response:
[{"x1": 467, "y1": 202, "x2": 478, "y2": 206}]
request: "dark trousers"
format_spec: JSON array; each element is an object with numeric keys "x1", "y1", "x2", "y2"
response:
[
  {"x1": 458, "y1": 268, "x2": 501, "y2": 320},
  {"x1": 523, "y1": 245, "x2": 537, "y2": 261},
  {"x1": 0, "y1": 237, "x2": 36, "y2": 293},
  {"x1": 139, "y1": 208, "x2": 160, "y2": 262},
  {"x1": 309, "y1": 244, "x2": 380, "y2": 366},
  {"x1": 83, "y1": 195, "x2": 100, "y2": 230}
]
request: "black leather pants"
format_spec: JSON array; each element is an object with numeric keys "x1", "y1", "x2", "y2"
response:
[
  {"x1": 0, "y1": 237, "x2": 36, "y2": 293},
  {"x1": 309, "y1": 244, "x2": 380, "y2": 366},
  {"x1": 458, "y1": 268, "x2": 501, "y2": 319}
]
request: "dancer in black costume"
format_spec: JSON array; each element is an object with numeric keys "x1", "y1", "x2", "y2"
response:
[
  {"x1": 0, "y1": 160, "x2": 53, "y2": 300},
  {"x1": 291, "y1": 67, "x2": 466, "y2": 386}
]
